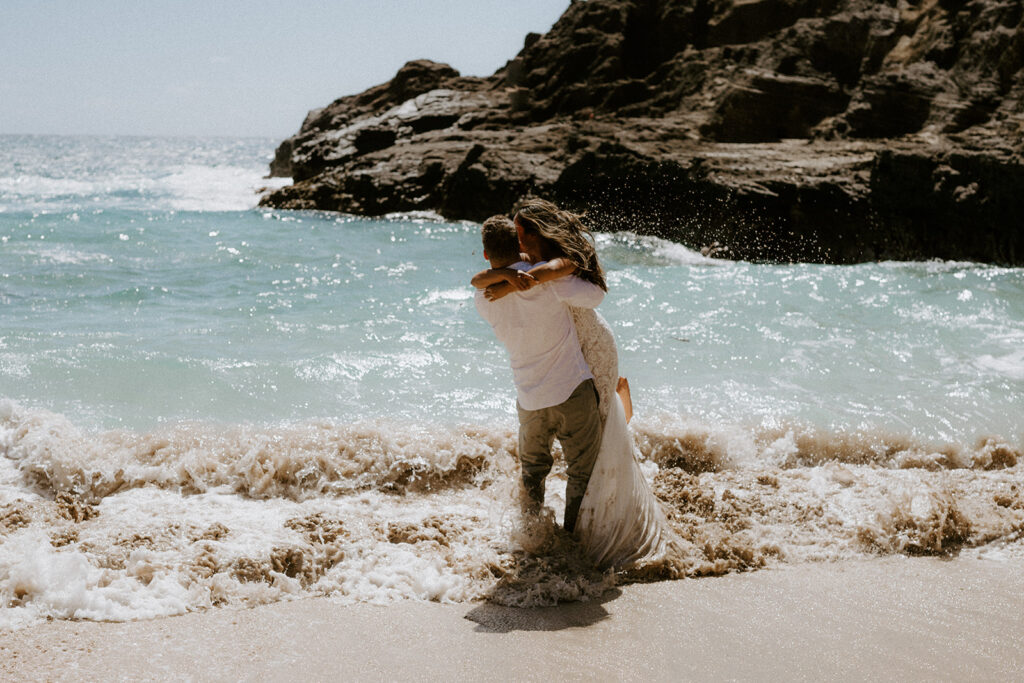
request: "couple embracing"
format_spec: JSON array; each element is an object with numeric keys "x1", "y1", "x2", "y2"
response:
[{"x1": 473, "y1": 199, "x2": 679, "y2": 570}]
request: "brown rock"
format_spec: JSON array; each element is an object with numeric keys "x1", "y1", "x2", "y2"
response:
[{"x1": 261, "y1": 0, "x2": 1024, "y2": 265}]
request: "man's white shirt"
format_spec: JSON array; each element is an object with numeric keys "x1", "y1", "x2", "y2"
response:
[{"x1": 475, "y1": 261, "x2": 604, "y2": 410}]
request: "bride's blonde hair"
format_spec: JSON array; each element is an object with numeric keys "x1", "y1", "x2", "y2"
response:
[{"x1": 514, "y1": 198, "x2": 607, "y2": 291}]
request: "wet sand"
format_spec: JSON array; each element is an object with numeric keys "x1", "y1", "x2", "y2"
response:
[{"x1": 3, "y1": 556, "x2": 1022, "y2": 681}]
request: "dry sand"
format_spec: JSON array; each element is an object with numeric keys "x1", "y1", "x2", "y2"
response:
[{"x1": 3, "y1": 556, "x2": 1022, "y2": 681}]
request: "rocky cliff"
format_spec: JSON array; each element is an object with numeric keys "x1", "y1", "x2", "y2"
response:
[{"x1": 261, "y1": 0, "x2": 1024, "y2": 264}]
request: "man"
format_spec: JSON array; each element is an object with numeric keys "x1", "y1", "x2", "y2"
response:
[{"x1": 473, "y1": 215, "x2": 604, "y2": 533}]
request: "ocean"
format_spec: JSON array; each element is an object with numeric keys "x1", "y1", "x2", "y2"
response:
[{"x1": 1, "y1": 135, "x2": 1022, "y2": 629}]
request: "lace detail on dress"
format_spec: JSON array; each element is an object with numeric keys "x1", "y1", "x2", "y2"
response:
[
  {"x1": 570, "y1": 307, "x2": 617, "y2": 424},
  {"x1": 571, "y1": 305, "x2": 686, "y2": 571}
]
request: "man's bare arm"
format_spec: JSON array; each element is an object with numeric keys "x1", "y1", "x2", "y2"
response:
[
  {"x1": 483, "y1": 258, "x2": 577, "y2": 302},
  {"x1": 471, "y1": 267, "x2": 535, "y2": 291}
]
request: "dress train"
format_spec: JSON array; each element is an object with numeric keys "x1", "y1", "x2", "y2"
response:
[{"x1": 569, "y1": 307, "x2": 679, "y2": 570}]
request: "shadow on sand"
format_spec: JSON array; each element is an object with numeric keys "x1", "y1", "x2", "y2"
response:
[
  {"x1": 461, "y1": 506, "x2": 629, "y2": 633},
  {"x1": 463, "y1": 587, "x2": 622, "y2": 633}
]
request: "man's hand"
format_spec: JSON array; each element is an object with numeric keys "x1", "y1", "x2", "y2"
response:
[{"x1": 484, "y1": 282, "x2": 513, "y2": 301}]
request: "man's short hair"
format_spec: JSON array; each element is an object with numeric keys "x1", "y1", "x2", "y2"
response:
[{"x1": 481, "y1": 215, "x2": 519, "y2": 262}]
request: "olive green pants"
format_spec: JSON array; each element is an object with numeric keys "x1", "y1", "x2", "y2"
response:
[{"x1": 516, "y1": 379, "x2": 602, "y2": 533}]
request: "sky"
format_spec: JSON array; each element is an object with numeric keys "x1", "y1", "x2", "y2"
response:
[{"x1": 0, "y1": 1, "x2": 568, "y2": 138}]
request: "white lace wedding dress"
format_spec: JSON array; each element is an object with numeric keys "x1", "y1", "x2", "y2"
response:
[{"x1": 570, "y1": 307, "x2": 679, "y2": 570}]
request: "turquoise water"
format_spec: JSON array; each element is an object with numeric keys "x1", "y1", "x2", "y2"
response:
[
  {"x1": 2, "y1": 135, "x2": 1023, "y2": 627},
  {"x1": 1, "y1": 135, "x2": 1021, "y2": 445}
]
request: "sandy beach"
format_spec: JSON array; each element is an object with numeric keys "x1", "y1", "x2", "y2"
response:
[{"x1": 3, "y1": 555, "x2": 1022, "y2": 681}]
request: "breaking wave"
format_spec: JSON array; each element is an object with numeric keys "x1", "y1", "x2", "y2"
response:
[{"x1": 2, "y1": 400, "x2": 1021, "y2": 630}]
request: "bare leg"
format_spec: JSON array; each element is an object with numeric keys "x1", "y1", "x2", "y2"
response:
[{"x1": 616, "y1": 376, "x2": 633, "y2": 423}]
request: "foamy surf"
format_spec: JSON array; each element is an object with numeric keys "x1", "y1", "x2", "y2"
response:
[
  {"x1": 0, "y1": 136, "x2": 283, "y2": 213},
  {"x1": 2, "y1": 400, "x2": 1021, "y2": 630},
  {"x1": 3, "y1": 135, "x2": 1023, "y2": 632}
]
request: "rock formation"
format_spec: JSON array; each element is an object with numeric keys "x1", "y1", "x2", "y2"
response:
[{"x1": 261, "y1": 0, "x2": 1024, "y2": 264}]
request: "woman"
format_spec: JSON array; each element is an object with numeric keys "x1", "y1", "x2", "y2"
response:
[{"x1": 472, "y1": 199, "x2": 680, "y2": 571}]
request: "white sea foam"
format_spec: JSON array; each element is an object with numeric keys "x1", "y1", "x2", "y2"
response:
[
  {"x1": 381, "y1": 210, "x2": 448, "y2": 223},
  {"x1": 420, "y1": 288, "x2": 473, "y2": 306},
  {"x1": 650, "y1": 238, "x2": 724, "y2": 265},
  {"x1": 595, "y1": 231, "x2": 722, "y2": 266},
  {"x1": 0, "y1": 175, "x2": 102, "y2": 200},
  {"x1": 162, "y1": 165, "x2": 289, "y2": 212},
  {"x1": 976, "y1": 350, "x2": 1024, "y2": 380},
  {"x1": 1, "y1": 400, "x2": 1021, "y2": 630},
  {"x1": 0, "y1": 167, "x2": 288, "y2": 213},
  {"x1": 26, "y1": 245, "x2": 114, "y2": 266},
  {"x1": 0, "y1": 533, "x2": 192, "y2": 628}
]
